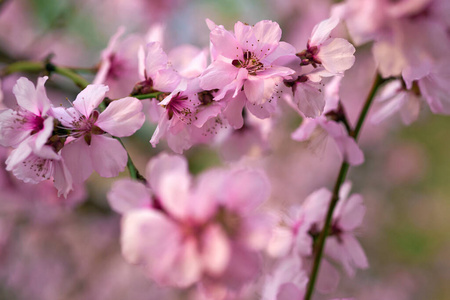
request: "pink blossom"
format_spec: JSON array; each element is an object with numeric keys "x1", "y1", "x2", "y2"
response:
[
  {"x1": 371, "y1": 80, "x2": 421, "y2": 125},
  {"x1": 200, "y1": 19, "x2": 296, "y2": 116},
  {"x1": 291, "y1": 77, "x2": 364, "y2": 166},
  {"x1": 303, "y1": 16, "x2": 356, "y2": 75},
  {"x1": 325, "y1": 182, "x2": 369, "y2": 277},
  {"x1": 93, "y1": 27, "x2": 144, "y2": 98},
  {"x1": 261, "y1": 256, "x2": 308, "y2": 300},
  {"x1": 54, "y1": 84, "x2": 145, "y2": 183},
  {"x1": 283, "y1": 74, "x2": 326, "y2": 118},
  {"x1": 136, "y1": 41, "x2": 180, "y2": 94},
  {"x1": 108, "y1": 153, "x2": 272, "y2": 294},
  {"x1": 0, "y1": 77, "x2": 53, "y2": 149},
  {"x1": 418, "y1": 60, "x2": 450, "y2": 115},
  {"x1": 150, "y1": 78, "x2": 225, "y2": 153},
  {"x1": 5, "y1": 141, "x2": 73, "y2": 197}
]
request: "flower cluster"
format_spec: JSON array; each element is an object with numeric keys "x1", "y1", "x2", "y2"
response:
[
  {"x1": 0, "y1": 78, "x2": 145, "y2": 196},
  {"x1": 2, "y1": 2, "x2": 449, "y2": 298},
  {"x1": 108, "y1": 153, "x2": 273, "y2": 297}
]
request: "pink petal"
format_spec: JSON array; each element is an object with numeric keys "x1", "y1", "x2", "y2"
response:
[
  {"x1": 399, "y1": 93, "x2": 421, "y2": 125},
  {"x1": 223, "y1": 93, "x2": 245, "y2": 129},
  {"x1": 266, "y1": 227, "x2": 293, "y2": 257},
  {"x1": 147, "y1": 153, "x2": 191, "y2": 219},
  {"x1": 342, "y1": 234, "x2": 369, "y2": 271},
  {"x1": 53, "y1": 158, "x2": 73, "y2": 198},
  {"x1": 150, "y1": 111, "x2": 170, "y2": 148},
  {"x1": 291, "y1": 118, "x2": 319, "y2": 141},
  {"x1": 192, "y1": 103, "x2": 222, "y2": 128},
  {"x1": 90, "y1": 134, "x2": 128, "y2": 178},
  {"x1": 293, "y1": 81, "x2": 325, "y2": 118},
  {"x1": 222, "y1": 168, "x2": 270, "y2": 213},
  {"x1": 318, "y1": 38, "x2": 356, "y2": 74},
  {"x1": 51, "y1": 106, "x2": 80, "y2": 128},
  {"x1": 339, "y1": 194, "x2": 366, "y2": 231},
  {"x1": 13, "y1": 76, "x2": 50, "y2": 115},
  {"x1": 153, "y1": 68, "x2": 181, "y2": 92},
  {"x1": 277, "y1": 283, "x2": 304, "y2": 300},
  {"x1": 96, "y1": 97, "x2": 145, "y2": 137},
  {"x1": 73, "y1": 84, "x2": 109, "y2": 117},
  {"x1": 210, "y1": 25, "x2": 242, "y2": 59},
  {"x1": 0, "y1": 109, "x2": 32, "y2": 147},
  {"x1": 5, "y1": 141, "x2": 33, "y2": 170},
  {"x1": 62, "y1": 138, "x2": 94, "y2": 184},
  {"x1": 93, "y1": 27, "x2": 125, "y2": 85},
  {"x1": 108, "y1": 179, "x2": 151, "y2": 214},
  {"x1": 310, "y1": 16, "x2": 340, "y2": 46},
  {"x1": 252, "y1": 20, "x2": 282, "y2": 56},
  {"x1": 234, "y1": 21, "x2": 257, "y2": 53},
  {"x1": 321, "y1": 120, "x2": 364, "y2": 166},
  {"x1": 201, "y1": 224, "x2": 231, "y2": 276},
  {"x1": 316, "y1": 259, "x2": 340, "y2": 293},
  {"x1": 244, "y1": 77, "x2": 265, "y2": 105},
  {"x1": 246, "y1": 96, "x2": 277, "y2": 119},
  {"x1": 419, "y1": 61, "x2": 450, "y2": 114},
  {"x1": 144, "y1": 41, "x2": 169, "y2": 78},
  {"x1": 121, "y1": 210, "x2": 181, "y2": 282},
  {"x1": 200, "y1": 60, "x2": 239, "y2": 91},
  {"x1": 169, "y1": 237, "x2": 202, "y2": 287}
]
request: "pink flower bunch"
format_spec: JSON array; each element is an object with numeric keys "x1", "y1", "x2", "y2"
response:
[
  {"x1": 127, "y1": 18, "x2": 356, "y2": 154},
  {"x1": 107, "y1": 153, "x2": 272, "y2": 298},
  {"x1": 0, "y1": 77, "x2": 145, "y2": 197},
  {"x1": 266, "y1": 182, "x2": 368, "y2": 296},
  {"x1": 334, "y1": 0, "x2": 450, "y2": 119}
]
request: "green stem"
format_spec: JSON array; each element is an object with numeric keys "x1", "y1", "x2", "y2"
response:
[
  {"x1": 51, "y1": 64, "x2": 90, "y2": 89},
  {"x1": 1, "y1": 61, "x2": 44, "y2": 76},
  {"x1": 133, "y1": 92, "x2": 163, "y2": 100},
  {"x1": 304, "y1": 73, "x2": 385, "y2": 300}
]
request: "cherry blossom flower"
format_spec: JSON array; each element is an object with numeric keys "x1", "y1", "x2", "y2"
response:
[
  {"x1": 291, "y1": 77, "x2": 364, "y2": 166},
  {"x1": 0, "y1": 77, "x2": 74, "y2": 197},
  {"x1": 108, "y1": 153, "x2": 272, "y2": 296},
  {"x1": 147, "y1": 45, "x2": 226, "y2": 153},
  {"x1": 299, "y1": 16, "x2": 356, "y2": 76},
  {"x1": 261, "y1": 256, "x2": 308, "y2": 300},
  {"x1": 371, "y1": 80, "x2": 421, "y2": 125},
  {"x1": 54, "y1": 84, "x2": 145, "y2": 183},
  {"x1": 200, "y1": 19, "x2": 296, "y2": 118},
  {"x1": 0, "y1": 77, "x2": 53, "y2": 150},
  {"x1": 93, "y1": 27, "x2": 143, "y2": 99},
  {"x1": 325, "y1": 182, "x2": 368, "y2": 277}
]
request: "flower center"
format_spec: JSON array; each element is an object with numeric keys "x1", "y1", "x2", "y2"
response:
[{"x1": 232, "y1": 50, "x2": 265, "y2": 75}]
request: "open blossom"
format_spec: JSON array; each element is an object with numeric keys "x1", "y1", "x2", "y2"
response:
[
  {"x1": 147, "y1": 44, "x2": 226, "y2": 153},
  {"x1": 326, "y1": 182, "x2": 368, "y2": 277},
  {"x1": 0, "y1": 77, "x2": 53, "y2": 149},
  {"x1": 291, "y1": 77, "x2": 364, "y2": 166},
  {"x1": 371, "y1": 80, "x2": 421, "y2": 125},
  {"x1": 200, "y1": 19, "x2": 296, "y2": 118},
  {"x1": 282, "y1": 16, "x2": 355, "y2": 119},
  {"x1": 0, "y1": 77, "x2": 73, "y2": 197},
  {"x1": 108, "y1": 153, "x2": 272, "y2": 296},
  {"x1": 299, "y1": 16, "x2": 356, "y2": 76},
  {"x1": 93, "y1": 27, "x2": 143, "y2": 98},
  {"x1": 54, "y1": 84, "x2": 145, "y2": 184}
]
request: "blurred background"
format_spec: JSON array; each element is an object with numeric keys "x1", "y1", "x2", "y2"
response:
[{"x1": 0, "y1": 0, "x2": 449, "y2": 299}]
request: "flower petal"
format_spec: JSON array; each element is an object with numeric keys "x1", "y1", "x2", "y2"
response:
[
  {"x1": 108, "y1": 179, "x2": 151, "y2": 214},
  {"x1": 73, "y1": 84, "x2": 109, "y2": 117},
  {"x1": 90, "y1": 135, "x2": 128, "y2": 178},
  {"x1": 96, "y1": 97, "x2": 145, "y2": 137}
]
